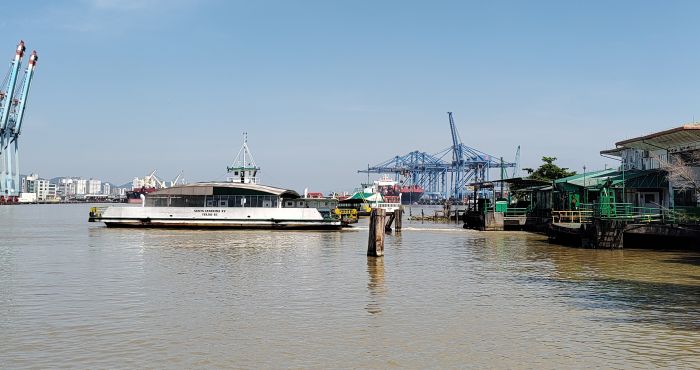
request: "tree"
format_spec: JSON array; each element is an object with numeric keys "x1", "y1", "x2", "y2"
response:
[
  {"x1": 653, "y1": 151, "x2": 700, "y2": 205},
  {"x1": 523, "y1": 156, "x2": 576, "y2": 182}
]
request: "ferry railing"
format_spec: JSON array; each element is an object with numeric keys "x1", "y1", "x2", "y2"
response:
[
  {"x1": 551, "y1": 209, "x2": 593, "y2": 224},
  {"x1": 376, "y1": 202, "x2": 402, "y2": 212}
]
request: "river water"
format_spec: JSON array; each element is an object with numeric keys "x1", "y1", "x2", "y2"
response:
[{"x1": 1, "y1": 204, "x2": 700, "y2": 368}]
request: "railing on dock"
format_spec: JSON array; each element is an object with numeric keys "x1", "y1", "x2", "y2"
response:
[
  {"x1": 551, "y1": 202, "x2": 697, "y2": 225},
  {"x1": 376, "y1": 202, "x2": 401, "y2": 213},
  {"x1": 552, "y1": 209, "x2": 593, "y2": 224},
  {"x1": 504, "y1": 207, "x2": 529, "y2": 217}
]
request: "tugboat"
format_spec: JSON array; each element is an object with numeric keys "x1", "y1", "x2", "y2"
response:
[{"x1": 89, "y1": 135, "x2": 343, "y2": 230}]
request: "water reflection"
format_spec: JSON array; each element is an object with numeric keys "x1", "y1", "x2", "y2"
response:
[{"x1": 366, "y1": 257, "x2": 385, "y2": 315}]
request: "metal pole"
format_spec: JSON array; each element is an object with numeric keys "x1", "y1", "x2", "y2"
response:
[{"x1": 583, "y1": 165, "x2": 587, "y2": 204}]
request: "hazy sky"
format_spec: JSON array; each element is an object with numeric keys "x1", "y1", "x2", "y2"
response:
[{"x1": 3, "y1": 0, "x2": 699, "y2": 192}]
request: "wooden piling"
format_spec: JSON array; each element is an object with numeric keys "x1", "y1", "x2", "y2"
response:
[
  {"x1": 395, "y1": 208, "x2": 402, "y2": 232},
  {"x1": 368, "y1": 208, "x2": 386, "y2": 257},
  {"x1": 385, "y1": 212, "x2": 395, "y2": 232}
]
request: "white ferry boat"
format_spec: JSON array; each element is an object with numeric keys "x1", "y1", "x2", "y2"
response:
[{"x1": 89, "y1": 135, "x2": 343, "y2": 230}]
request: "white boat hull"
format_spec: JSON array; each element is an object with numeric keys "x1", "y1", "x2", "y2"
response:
[{"x1": 90, "y1": 206, "x2": 343, "y2": 230}]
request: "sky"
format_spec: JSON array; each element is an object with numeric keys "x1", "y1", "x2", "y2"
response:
[{"x1": 2, "y1": 0, "x2": 700, "y2": 192}]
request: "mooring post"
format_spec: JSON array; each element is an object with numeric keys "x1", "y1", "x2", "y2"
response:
[
  {"x1": 385, "y1": 212, "x2": 395, "y2": 232},
  {"x1": 395, "y1": 208, "x2": 402, "y2": 232},
  {"x1": 368, "y1": 208, "x2": 386, "y2": 257}
]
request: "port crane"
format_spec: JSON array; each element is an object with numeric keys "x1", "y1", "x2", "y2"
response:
[
  {"x1": 170, "y1": 172, "x2": 184, "y2": 187},
  {"x1": 359, "y1": 112, "x2": 517, "y2": 200},
  {"x1": 0, "y1": 41, "x2": 38, "y2": 202},
  {"x1": 448, "y1": 112, "x2": 465, "y2": 198}
]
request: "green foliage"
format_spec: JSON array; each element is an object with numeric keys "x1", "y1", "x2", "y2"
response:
[{"x1": 525, "y1": 156, "x2": 576, "y2": 181}]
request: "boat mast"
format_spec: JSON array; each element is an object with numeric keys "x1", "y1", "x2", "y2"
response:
[{"x1": 227, "y1": 132, "x2": 260, "y2": 184}]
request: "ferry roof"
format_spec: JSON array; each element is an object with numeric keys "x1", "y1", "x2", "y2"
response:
[
  {"x1": 150, "y1": 182, "x2": 300, "y2": 198},
  {"x1": 602, "y1": 124, "x2": 700, "y2": 153}
]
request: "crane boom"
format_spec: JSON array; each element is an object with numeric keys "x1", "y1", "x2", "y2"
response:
[
  {"x1": 0, "y1": 41, "x2": 25, "y2": 132},
  {"x1": 512, "y1": 145, "x2": 521, "y2": 178},
  {"x1": 12, "y1": 50, "x2": 37, "y2": 136},
  {"x1": 448, "y1": 112, "x2": 462, "y2": 160},
  {"x1": 171, "y1": 172, "x2": 183, "y2": 186},
  {"x1": 448, "y1": 112, "x2": 465, "y2": 199}
]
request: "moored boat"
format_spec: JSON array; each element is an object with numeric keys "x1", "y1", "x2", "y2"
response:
[
  {"x1": 89, "y1": 182, "x2": 343, "y2": 229},
  {"x1": 89, "y1": 134, "x2": 343, "y2": 230},
  {"x1": 400, "y1": 185, "x2": 424, "y2": 205}
]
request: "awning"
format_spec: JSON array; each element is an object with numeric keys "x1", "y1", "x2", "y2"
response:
[
  {"x1": 344, "y1": 192, "x2": 383, "y2": 202},
  {"x1": 612, "y1": 124, "x2": 700, "y2": 151}
]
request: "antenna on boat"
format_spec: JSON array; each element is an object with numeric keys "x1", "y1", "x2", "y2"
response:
[{"x1": 227, "y1": 132, "x2": 260, "y2": 184}]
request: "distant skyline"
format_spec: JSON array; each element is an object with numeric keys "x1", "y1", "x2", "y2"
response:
[{"x1": 3, "y1": 0, "x2": 700, "y2": 192}]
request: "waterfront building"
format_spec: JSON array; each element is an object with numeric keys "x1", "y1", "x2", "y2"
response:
[
  {"x1": 36, "y1": 180, "x2": 57, "y2": 201},
  {"x1": 87, "y1": 179, "x2": 102, "y2": 195},
  {"x1": 19, "y1": 175, "x2": 27, "y2": 193},
  {"x1": 599, "y1": 124, "x2": 700, "y2": 209},
  {"x1": 75, "y1": 179, "x2": 87, "y2": 195},
  {"x1": 23, "y1": 173, "x2": 38, "y2": 194},
  {"x1": 102, "y1": 182, "x2": 111, "y2": 196},
  {"x1": 19, "y1": 173, "x2": 59, "y2": 202},
  {"x1": 57, "y1": 178, "x2": 75, "y2": 198},
  {"x1": 111, "y1": 187, "x2": 127, "y2": 197}
]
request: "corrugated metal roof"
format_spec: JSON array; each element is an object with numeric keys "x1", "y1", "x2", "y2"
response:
[
  {"x1": 554, "y1": 169, "x2": 617, "y2": 186},
  {"x1": 613, "y1": 124, "x2": 700, "y2": 151},
  {"x1": 554, "y1": 169, "x2": 667, "y2": 189}
]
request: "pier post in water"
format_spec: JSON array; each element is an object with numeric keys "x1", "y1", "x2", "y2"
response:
[
  {"x1": 395, "y1": 208, "x2": 402, "y2": 232},
  {"x1": 368, "y1": 208, "x2": 386, "y2": 257},
  {"x1": 385, "y1": 212, "x2": 395, "y2": 232}
]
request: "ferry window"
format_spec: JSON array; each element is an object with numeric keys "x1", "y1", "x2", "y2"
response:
[{"x1": 286, "y1": 201, "x2": 293, "y2": 207}]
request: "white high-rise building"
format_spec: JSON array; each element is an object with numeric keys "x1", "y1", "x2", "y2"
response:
[
  {"x1": 87, "y1": 179, "x2": 102, "y2": 195},
  {"x1": 75, "y1": 179, "x2": 87, "y2": 195},
  {"x1": 57, "y1": 178, "x2": 76, "y2": 198},
  {"x1": 102, "y1": 182, "x2": 111, "y2": 196},
  {"x1": 35, "y1": 179, "x2": 57, "y2": 201},
  {"x1": 19, "y1": 174, "x2": 57, "y2": 202},
  {"x1": 112, "y1": 187, "x2": 127, "y2": 197}
]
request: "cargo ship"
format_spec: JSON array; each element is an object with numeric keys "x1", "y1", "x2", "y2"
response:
[
  {"x1": 125, "y1": 186, "x2": 157, "y2": 204},
  {"x1": 400, "y1": 185, "x2": 424, "y2": 204},
  {"x1": 363, "y1": 175, "x2": 424, "y2": 205},
  {"x1": 125, "y1": 170, "x2": 182, "y2": 204}
]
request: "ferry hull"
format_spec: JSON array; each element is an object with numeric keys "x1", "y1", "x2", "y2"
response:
[
  {"x1": 101, "y1": 220, "x2": 343, "y2": 230},
  {"x1": 400, "y1": 191, "x2": 424, "y2": 205},
  {"x1": 90, "y1": 206, "x2": 343, "y2": 230}
]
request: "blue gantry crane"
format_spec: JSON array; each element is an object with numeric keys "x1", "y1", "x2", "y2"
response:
[
  {"x1": 0, "y1": 40, "x2": 38, "y2": 202},
  {"x1": 359, "y1": 150, "x2": 450, "y2": 195},
  {"x1": 359, "y1": 112, "x2": 516, "y2": 201}
]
